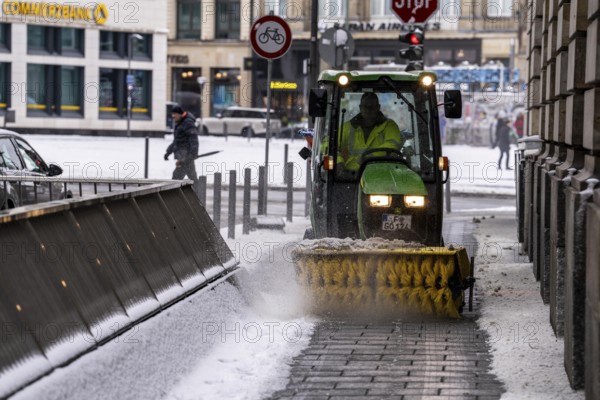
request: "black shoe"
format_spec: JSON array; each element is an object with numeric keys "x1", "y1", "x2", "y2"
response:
[{"x1": 506, "y1": 167, "x2": 512, "y2": 170}]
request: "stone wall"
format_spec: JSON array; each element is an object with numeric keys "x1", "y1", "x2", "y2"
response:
[{"x1": 525, "y1": 0, "x2": 600, "y2": 393}]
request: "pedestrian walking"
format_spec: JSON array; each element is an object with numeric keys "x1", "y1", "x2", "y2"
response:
[
  {"x1": 164, "y1": 106, "x2": 199, "y2": 182},
  {"x1": 492, "y1": 117, "x2": 518, "y2": 170}
]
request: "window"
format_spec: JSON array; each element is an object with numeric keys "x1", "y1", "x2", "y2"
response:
[
  {"x1": 14, "y1": 138, "x2": 47, "y2": 173},
  {"x1": 0, "y1": 138, "x2": 21, "y2": 170},
  {"x1": 177, "y1": 0, "x2": 201, "y2": 39},
  {"x1": 265, "y1": 0, "x2": 289, "y2": 17},
  {"x1": 487, "y1": 0, "x2": 513, "y2": 17},
  {"x1": 27, "y1": 25, "x2": 84, "y2": 56},
  {"x1": 26, "y1": 64, "x2": 83, "y2": 117},
  {"x1": 0, "y1": 23, "x2": 10, "y2": 52},
  {"x1": 99, "y1": 31, "x2": 152, "y2": 60},
  {"x1": 319, "y1": 0, "x2": 344, "y2": 19},
  {"x1": 215, "y1": 0, "x2": 240, "y2": 39},
  {"x1": 0, "y1": 63, "x2": 10, "y2": 111},
  {"x1": 211, "y1": 67, "x2": 240, "y2": 116},
  {"x1": 335, "y1": 87, "x2": 435, "y2": 181},
  {"x1": 99, "y1": 68, "x2": 152, "y2": 119},
  {"x1": 371, "y1": 0, "x2": 393, "y2": 17}
]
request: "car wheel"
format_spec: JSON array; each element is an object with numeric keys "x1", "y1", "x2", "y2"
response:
[
  {"x1": 202, "y1": 126, "x2": 209, "y2": 136},
  {"x1": 242, "y1": 127, "x2": 255, "y2": 137}
]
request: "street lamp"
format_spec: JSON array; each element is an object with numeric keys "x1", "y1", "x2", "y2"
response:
[
  {"x1": 127, "y1": 33, "x2": 143, "y2": 137},
  {"x1": 196, "y1": 76, "x2": 207, "y2": 132}
]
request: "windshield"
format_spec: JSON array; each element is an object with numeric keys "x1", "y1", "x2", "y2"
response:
[{"x1": 334, "y1": 85, "x2": 435, "y2": 181}]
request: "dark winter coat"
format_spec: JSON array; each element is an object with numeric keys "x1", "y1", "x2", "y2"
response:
[
  {"x1": 166, "y1": 112, "x2": 199, "y2": 161},
  {"x1": 493, "y1": 121, "x2": 511, "y2": 151}
]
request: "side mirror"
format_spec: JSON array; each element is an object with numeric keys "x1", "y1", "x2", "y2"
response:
[
  {"x1": 443, "y1": 90, "x2": 462, "y2": 119},
  {"x1": 47, "y1": 163, "x2": 63, "y2": 177},
  {"x1": 308, "y1": 89, "x2": 327, "y2": 118}
]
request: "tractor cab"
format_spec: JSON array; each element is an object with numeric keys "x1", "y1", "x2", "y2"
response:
[{"x1": 301, "y1": 70, "x2": 461, "y2": 245}]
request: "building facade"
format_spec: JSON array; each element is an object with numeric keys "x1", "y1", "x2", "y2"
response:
[
  {"x1": 167, "y1": 0, "x2": 526, "y2": 123},
  {"x1": 0, "y1": 0, "x2": 168, "y2": 136}
]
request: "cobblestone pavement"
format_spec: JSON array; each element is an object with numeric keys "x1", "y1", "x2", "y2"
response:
[{"x1": 270, "y1": 215, "x2": 505, "y2": 399}]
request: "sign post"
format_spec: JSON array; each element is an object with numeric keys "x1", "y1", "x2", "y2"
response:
[
  {"x1": 250, "y1": 15, "x2": 292, "y2": 215},
  {"x1": 391, "y1": 0, "x2": 438, "y2": 24}
]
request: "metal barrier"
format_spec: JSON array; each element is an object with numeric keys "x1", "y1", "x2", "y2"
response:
[{"x1": 0, "y1": 180, "x2": 237, "y2": 398}]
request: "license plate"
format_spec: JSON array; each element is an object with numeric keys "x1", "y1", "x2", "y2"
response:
[{"x1": 382, "y1": 214, "x2": 412, "y2": 231}]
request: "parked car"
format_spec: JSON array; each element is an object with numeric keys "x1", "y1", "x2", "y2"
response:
[
  {"x1": 197, "y1": 106, "x2": 281, "y2": 137},
  {"x1": 277, "y1": 121, "x2": 309, "y2": 139},
  {"x1": 0, "y1": 130, "x2": 68, "y2": 209}
]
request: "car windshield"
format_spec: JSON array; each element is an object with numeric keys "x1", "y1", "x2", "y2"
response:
[{"x1": 335, "y1": 86, "x2": 435, "y2": 181}]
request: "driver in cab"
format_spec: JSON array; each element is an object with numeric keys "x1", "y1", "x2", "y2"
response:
[{"x1": 338, "y1": 92, "x2": 404, "y2": 172}]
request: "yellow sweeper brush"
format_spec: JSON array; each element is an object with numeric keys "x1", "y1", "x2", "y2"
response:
[{"x1": 293, "y1": 244, "x2": 474, "y2": 318}]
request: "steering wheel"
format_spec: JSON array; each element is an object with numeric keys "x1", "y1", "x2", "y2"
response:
[{"x1": 360, "y1": 148, "x2": 407, "y2": 164}]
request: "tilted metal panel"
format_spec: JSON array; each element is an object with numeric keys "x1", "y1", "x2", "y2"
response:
[
  {"x1": 0, "y1": 220, "x2": 92, "y2": 367},
  {"x1": 70, "y1": 205, "x2": 161, "y2": 321},
  {"x1": 181, "y1": 186, "x2": 237, "y2": 270},
  {"x1": 105, "y1": 197, "x2": 199, "y2": 293},
  {"x1": 0, "y1": 290, "x2": 52, "y2": 398},
  {"x1": 157, "y1": 189, "x2": 229, "y2": 283},
  {"x1": 27, "y1": 211, "x2": 131, "y2": 342}
]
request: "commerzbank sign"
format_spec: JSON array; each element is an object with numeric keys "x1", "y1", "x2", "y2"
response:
[{"x1": 2, "y1": 1, "x2": 108, "y2": 24}]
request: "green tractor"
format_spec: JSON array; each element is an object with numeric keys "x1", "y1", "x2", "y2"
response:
[{"x1": 295, "y1": 70, "x2": 474, "y2": 317}]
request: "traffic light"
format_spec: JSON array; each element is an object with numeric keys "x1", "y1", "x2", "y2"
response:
[{"x1": 398, "y1": 27, "x2": 424, "y2": 71}]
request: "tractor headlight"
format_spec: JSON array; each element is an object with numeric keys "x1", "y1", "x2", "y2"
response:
[
  {"x1": 420, "y1": 74, "x2": 435, "y2": 87},
  {"x1": 337, "y1": 74, "x2": 350, "y2": 86},
  {"x1": 404, "y1": 195, "x2": 425, "y2": 208},
  {"x1": 369, "y1": 195, "x2": 391, "y2": 207}
]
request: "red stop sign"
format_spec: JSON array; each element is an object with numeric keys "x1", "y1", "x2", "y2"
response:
[{"x1": 391, "y1": 0, "x2": 438, "y2": 23}]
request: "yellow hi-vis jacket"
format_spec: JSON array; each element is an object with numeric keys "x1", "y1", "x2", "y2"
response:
[{"x1": 338, "y1": 114, "x2": 404, "y2": 171}]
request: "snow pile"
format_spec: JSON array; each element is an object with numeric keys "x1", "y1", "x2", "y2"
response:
[{"x1": 295, "y1": 236, "x2": 426, "y2": 251}]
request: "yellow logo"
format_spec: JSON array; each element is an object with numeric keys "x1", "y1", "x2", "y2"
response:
[
  {"x1": 2, "y1": 1, "x2": 109, "y2": 25},
  {"x1": 93, "y1": 3, "x2": 107, "y2": 24}
]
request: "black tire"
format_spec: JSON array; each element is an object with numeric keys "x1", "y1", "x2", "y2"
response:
[
  {"x1": 242, "y1": 127, "x2": 255, "y2": 137},
  {"x1": 201, "y1": 126, "x2": 208, "y2": 136}
]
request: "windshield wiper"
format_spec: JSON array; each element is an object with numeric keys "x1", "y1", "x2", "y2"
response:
[{"x1": 381, "y1": 76, "x2": 428, "y2": 126}]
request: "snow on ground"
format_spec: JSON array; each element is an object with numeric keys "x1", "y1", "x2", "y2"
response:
[
  {"x1": 473, "y1": 212, "x2": 583, "y2": 400},
  {"x1": 9, "y1": 134, "x2": 581, "y2": 400},
  {"x1": 22, "y1": 134, "x2": 516, "y2": 196},
  {"x1": 12, "y1": 219, "x2": 314, "y2": 400}
]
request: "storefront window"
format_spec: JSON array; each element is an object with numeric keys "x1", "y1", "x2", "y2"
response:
[
  {"x1": 99, "y1": 68, "x2": 151, "y2": 119},
  {"x1": 177, "y1": 0, "x2": 201, "y2": 39},
  {"x1": 0, "y1": 63, "x2": 10, "y2": 110},
  {"x1": 210, "y1": 68, "x2": 240, "y2": 116},
  {"x1": 60, "y1": 66, "x2": 82, "y2": 112},
  {"x1": 131, "y1": 70, "x2": 151, "y2": 115},
  {"x1": 215, "y1": 0, "x2": 240, "y2": 39},
  {"x1": 99, "y1": 68, "x2": 120, "y2": 112},
  {"x1": 172, "y1": 67, "x2": 203, "y2": 117},
  {"x1": 27, "y1": 64, "x2": 83, "y2": 116}
]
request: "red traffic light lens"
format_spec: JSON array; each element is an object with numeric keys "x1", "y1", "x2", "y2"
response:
[{"x1": 409, "y1": 34, "x2": 421, "y2": 45}]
